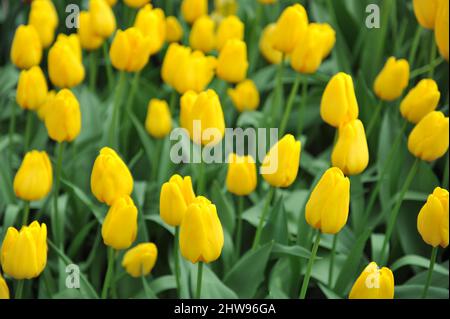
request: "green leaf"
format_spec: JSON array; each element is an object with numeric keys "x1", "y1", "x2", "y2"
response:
[
  {"x1": 191, "y1": 265, "x2": 238, "y2": 299},
  {"x1": 67, "y1": 220, "x2": 97, "y2": 259},
  {"x1": 261, "y1": 197, "x2": 289, "y2": 245},
  {"x1": 395, "y1": 285, "x2": 449, "y2": 299},
  {"x1": 0, "y1": 204, "x2": 20, "y2": 246},
  {"x1": 149, "y1": 275, "x2": 177, "y2": 295},
  {"x1": 391, "y1": 255, "x2": 449, "y2": 275},
  {"x1": 211, "y1": 180, "x2": 235, "y2": 234},
  {"x1": 271, "y1": 243, "x2": 315, "y2": 260}
]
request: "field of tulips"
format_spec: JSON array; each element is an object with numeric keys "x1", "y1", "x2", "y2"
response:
[{"x1": 0, "y1": 0, "x2": 449, "y2": 302}]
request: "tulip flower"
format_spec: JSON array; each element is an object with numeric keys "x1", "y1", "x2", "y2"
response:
[
  {"x1": 145, "y1": 99, "x2": 172, "y2": 138},
  {"x1": 259, "y1": 23, "x2": 282, "y2": 64},
  {"x1": 261, "y1": 134, "x2": 301, "y2": 188},
  {"x1": 273, "y1": 4, "x2": 308, "y2": 54},
  {"x1": 400, "y1": 79, "x2": 440, "y2": 124},
  {"x1": 212, "y1": 0, "x2": 237, "y2": 18},
  {"x1": 349, "y1": 262, "x2": 394, "y2": 299},
  {"x1": 305, "y1": 167, "x2": 350, "y2": 234},
  {"x1": 216, "y1": 15, "x2": 244, "y2": 51},
  {"x1": 227, "y1": 79, "x2": 260, "y2": 112},
  {"x1": 91, "y1": 147, "x2": 134, "y2": 205},
  {"x1": 435, "y1": 0, "x2": 449, "y2": 61},
  {"x1": 78, "y1": 11, "x2": 104, "y2": 50},
  {"x1": 413, "y1": 0, "x2": 438, "y2": 29},
  {"x1": 161, "y1": 43, "x2": 192, "y2": 87},
  {"x1": 37, "y1": 90, "x2": 56, "y2": 121},
  {"x1": 309, "y1": 23, "x2": 336, "y2": 59},
  {"x1": 182, "y1": 0, "x2": 208, "y2": 24},
  {"x1": 373, "y1": 57, "x2": 410, "y2": 101},
  {"x1": 13, "y1": 150, "x2": 53, "y2": 202},
  {"x1": 0, "y1": 273, "x2": 9, "y2": 299},
  {"x1": 134, "y1": 4, "x2": 166, "y2": 55},
  {"x1": 124, "y1": 0, "x2": 150, "y2": 8},
  {"x1": 189, "y1": 15, "x2": 216, "y2": 53},
  {"x1": 226, "y1": 153, "x2": 257, "y2": 196},
  {"x1": 166, "y1": 16, "x2": 183, "y2": 43},
  {"x1": 175, "y1": 51, "x2": 217, "y2": 94},
  {"x1": 408, "y1": 111, "x2": 449, "y2": 162},
  {"x1": 1, "y1": 221, "x2": 48, "y2": 280},
  {"x1": 44, "y1": 89, "x2": 81, "y2": 143},
  {"x1": 28, "y1": 0, "x2": 59, "y2": 48},
  {"x1": 332, "y1": 119, "x2": 369, "y2": 176},
  {"x1": 320, "y1": 72, "x2": 359, "y2": 128},
  {"x1": 105, "y1": 0, "x2": 117, "y2": 5},
  {"x1": 102, "y1": 195, "x2": 138, "y2": 250},
  {"x1": 90, "y1": 0, "x2": 116, "y2": 38},
  {"x1": 10, "y1": 25, "x2": 42, "y2": 69},
  {"x1": 122, "y1": 243, "x2": 158, "y2": 277},
  {"x1": 217, "y1": 39, "x2": 248, "y2": 83},
  {"x1": 259, "y1": 0, "x2": 277, "y2": 4},
  {"x1": 16, "y1": 66, "x2": 48, "y2": 111},
  {"x1": 180, "y1": 89, "x2": 226, "y2": 145}
]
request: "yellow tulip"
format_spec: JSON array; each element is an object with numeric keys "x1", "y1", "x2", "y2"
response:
[
  {"x1": 134, "y1": 4, "x2": 166, "y2": 55},
  {"x1": 37, "y1": 90, "x2": 56, "y2": 121},
  {"x1": 13, "y1": 150, "x2": 53, "y2": 201},
  {"x1": 417, "y1": 187, "x2": 449, "y2": 248},
  {"x1": 28, "y1": 0, "x2": 59, "y2": 48},
  {"x1": 413, "y1": 0, "x2": 438, "y2": 29},
  {"x1": 308, "y1": 23, "x2": 336, "y2": 59},
  {"x1": 160, "y1": 174, "x2": 196, "y2": 226},
  {"x1": 227, "y1": 79, "x2": 260, "y2": 112},
  {"x1": 179, "y1": 196, "x2": 224, "y2": 263},
  {"x1": 212, "y1": 0, "x2": 237, "y2": 19},
  {"x1": 102, "y1": 195, "x2": 138, "y2": 250},
  {"x1": 161, "y1": 43, "x2": 192, "y2": 87},
  {"x1": 407, "y1": 111, "x2": 449, "y2": 162},
  {"x1": 10, "y1": 25, "x2": 42, "y2": 69},
  {"x1": 78, "y1": 11, "x2": 104, "y2": 50},
  {"x1": 258, "y1": 0, "x2": 277, "y2": 4},
  {"x1": 174, "y1": 51, "x2": 217, "y2": 94},
  {"x1": 400, "y1": 79, "x2": 440, "y2": 124},
  {"x1": 261, "y1": 134, "x2": 301, "y2": 188},
  {"x1": 189, "y1": 15, "x2": 216, "y2": 53},
  {"x1": 122, "y1": 243, "x2": 158, "y2": 277},
  {"x1": 217, "y1": 39, "x2": 248, "y2": 83},
  {"x1": 105, "y1": 0, "x2": 117, "y2": 5},
  {"x1": 110, "y1": 28, "x2": 152, "y2": 72},
  {"x1": 180, "y1": 89, "x2": 225, "y2": 145},
  {"x1": 90, "y1": 0, "x2": 116, "y2": 38},
  {"x1": 166, "y1": 16, "x2": 183, "y2": 43},
  {"x1": 305, "y1": 167, "x2": 350, "y2": 234},
  {"x1": 216, "y1": 15, "x2": 244, "y2": 51},
  {"x1": 320, "y1": 72, "x2": 359, "y2": 128},
  {"x1": 145, "y1": 99, "x2": 172, "y2": 138},
  {"x1": 259, "y1": 23, "x2": 282, "y2": 64},
  {"x1": 435, "y1": 0, "x2": 449, "y2": 61},
  {"x1": 44, "y1": 89, "x2": 81, "y2": 143},
  {"x1": 0, "y1": 273, "x2": 9, "y2": 299},
  {"x1": 1, "y1": 221, "x2": 47, "y2": 280},
  {"x1": 349, "y1": 262, "x2": 394, "y2": 299},
  {"x1": 331, "y1": 119, "x2": 369, "y2": 176},
  {"x1": 182, "y1": 0, "x2": 208, "y2": 24},
  {"x1": 373, "y1": 57, "x2": 410, "y2": 101},
  {"x1": 273, "y1": 4, "x2": 308, "y2": 54},
  {"x1": 91, "y1": 147, "x2": 134, "y2": 205},
  {"x1": 124, "y1": 0, "x2": 150, "y2": 8},
  {"x1": 226, "y1": 153, "x2": 257, "y2": 196},
  {"x1": 55, "y1": 34, "x2": 82, "y2": 60},
  {"x1": 16, "y1": 66, "x2": 48, "y2": 110}
]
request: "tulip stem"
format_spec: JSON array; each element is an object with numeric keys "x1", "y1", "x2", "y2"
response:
[
  {"x1": 235, "y1": 195, "x2": 244, "y2": 259},
  {"x1": 169, "y1": 89, "x2": 177, "y2": 115},
  {"x1": 103, "y1": 42, "x2": 114, "y2": 92},
  {"x1": 53, "y1": 142, "x2": 65, "y2": 247},
  {"x1": 151, "y1": 138, "x2": 162, "y2": 182},
  {"x1": 22, "y1": 201, "x2": 30, "y2": 226},
  {"x1": 196, "y1": 262, "x2": 203, "y2": 299},
  {"x1": 379, "y1": 157, "x2": 420, "y2": 265},
  {"x1": 252, "y1": 187, "x2": 275, "y2": 250},
  {"x1": 15, "y1": 280, "x2": 24, "y2": 299},
  {"x1": 89, "y1": 50, "x2": 97, "y2": 91},
  {"x1": 122, "y1": 71, "x2": 141, "y2": 155},
  {"x1": 296, "y1": 76, "x2": 308, "y2": 137},
  {"x1": 366, "y1": 100, "x2": 383, "y2": 139},
  {"x1": 328, "y1": 233, "x2": 337, "y2": 288},
  {"x1": 422, "y1": 246, "x2": 438, "y2": 299},
  {"x1": 9, "y1": 101, "x2": 16, "y2": 165},
  {"x1": 299, "y1": 230, "x2": 321, "y2": 299},
  {"x1": 428, "y1": 34, "x2": 437, "y2": 78},
  {"x1": 279, "y1": 73, "x2": 301, "y2": 137},
  {"x1": 24, "y1": 110, "x2": 33, "y2": 152},
  {"x1": 197, "y1": 148, "x2": 206, "y2": 195},
  {"x1": 101, "y1": 247, "x2": 115, "y2": 299},
  {"x1": 408, "y1": 24, "x2": 422, "y2": 68},
  {"x1": 108, "y1": 71, "x2": 126, "y2": 149},
  {"x1": 270, "y1": 55, "x2": 285, "y2": 127},
  {"x1": 174, "y1": 227, "x2": 181, "y2": 297},
  {"x1": 141, "y1": 273, "x2": 156, "y2": 299}
]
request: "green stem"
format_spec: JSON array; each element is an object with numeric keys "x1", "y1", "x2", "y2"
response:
[
  {"x1": 197, "y1": 147, "x2": 206, "y2": 194},
  {"x1": 151, "y1": 138, "x2": 163, "y2": 182},
  {"x1": 270, "y1": 55, "x2": 284, "y2": 126},
  {"x1": 15, "y1": 280, "x2": 24, "y2": 299},
  {"x1": 174, "y1": 226, "x2": 181, "y2": 297},
  {"x1": 235, "y1": 195, "x2": 244, "y2": 258},
  {"x1": 169, "y1": 89, "x2": 177, "y2": 115},
  {"x1": 279, "y1": 73, "x2": 301, "y2": 137},
  {"x1": 122, "y1": 71, "x2": 141, "y2": 155},
  {"x1": 89, "y1": 50, "x2": 97, "y2": 91},
  {"x1": 196, "y1": 262, "x2": 203, "y2": 299},
  {"x1": 366, "y1": 100, "x2": 384, "y2": 139},
  {"x1": 296, "y1": 76, "x2": 309, "y2": 136},
  {"x1": 249, "y1": 2, "x2": 263, "y2": 73},
  {"x1": 408, "y1": 25, "x2": 422, "y2": 67},
  {"x1": 141, "y1": 274, "x2": 156, "y2": 299},
  {"x1": 24, "y1": 110, "x2": 33, "y2": 151},
  {"x1": 410, "y1": 57, "x2": 444, "y2": 78},
  {"x1": 428, "y1": 34, "x2": 437, "y2": 78},
  {"x1": 9, "y1": 101, "x2": 16, "y2": 165},
  {"x1": 53, "y1": 142, "x2": 65, "y2": 246},
  {"x1": 299, "y1": 230, "x2": 321, "y2": 299},
  {"x1": 328, "y1": 233, "x2": 337, "y2": 287},
  {"x1": 103, "y1": 42, "x2": 114, "y2": 92},
  {"x1": 422, "y1": 246, "x2": 438, "y2": 299},
  {"x1": 108, "y1": 71, "x2": 126, "y2": 149},
  {"x1": 22, "y1": 201, "x2": 30, "y2": 226},
  {"x1": 101, "y1": 247, "x2": 115, "y2": 299},
  {"x1": 252, "y1": 187, "x2": 275, "y2": 250}
]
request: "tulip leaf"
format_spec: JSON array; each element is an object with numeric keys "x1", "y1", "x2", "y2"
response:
[
  {"x1": 395, "y1": 285, "x2": 449, "y2": 299},
  {"x1": 318, "y1": 283, "x2": 343, "y2": 299},
  {"x1": 67, "y1": 219, "x2": 97, "y2": 259},
  {"x1": 268, "y1": 257, "x2": 293, "y2": 299},
  {"x1": 0, "y1": 204, "x2": 20, "y2": 246},
  {"x1": 211, "y1": 180, "x2": 235, "y2": 235},
  {"x1": 271, "y1": 243, "x2": 315, "y2": 260},
  {"x1": 391, "y1": 255, "x2": 449, "y2": 275},
  {"x1": 149, "y1": 275, "x2": 177, "y2": 295},
  {"x1": 261, "y1": 197, "x2": 289, "y2": 245},
  {"x1": 128, "y1": 110, "x2": 155, "y2": 171},
  {"x1": 190, "y1": 265, "x2": 238, "y2": 299}
]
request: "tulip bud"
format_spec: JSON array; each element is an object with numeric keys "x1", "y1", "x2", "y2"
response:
[
  {"x1": 226, "y1": 153, "x2": 257, "y2": 196},
  {"x1": 259, "y1": 23, "x2": 282, "y2": 64},
  {"x1": 180, "y1": 89, "x2": 226, "y2": 145},
  {"x1": 105, "y1": 0, "x2": 117, "y2": 5},
  {"x1": 179, "y1": 196, "x2": 224, "y2": 263},
  {"x1": 10, "y1": 25, "x2": 42, "y2": 69},
  {"x1": 91, "y1": 147, "x2": 134, "y2": 205},
  {"x1": 417, "y1": 187, "x2": 449, "y2": 248},
  {"x1": 161, "y1": 43, "x2": 192, "y2": 87},
  {"x1": 90, "y1": 0, "x2": 117, "y2": 38},
  {"x1": 332, "y1": 119, "x2": 369, "y2": 176},
  {"x1": 349, "y1": 262, "x2": 394, "y2": 299},
  {"x1": 305, "y1": 167, "x2": 350, "y2": 234},
  {"x1": 124, "y1": 0, "x2": 150, "y2": 8},
  {"x1": 0, "y1": 273, "x2": 9, "y2": 299},
  {"x1": 400, "y1": 79, "x2": 440, "y2": 124},
  {"x1": 320, "y1": 72, "x2": 359, "y2": 128},
  {"x1": 48, "y1": 34, "x2": 85, "y2": 88},
  {"x1": 78, "y1": 11, "x2": 104, "y2": 51},
  {"x1": 273, "y1": 4, "x2": 308, "y2": 54},
  {"x1": 217, "y1": 39, "x2": 248, "y2": 83},
  {"x1": 1, "y1": 221, "x2": 47, "y2": 280},
  {"x1": 28, "y1": 0, "x2": 59, "y2": 48},
  {"x1": 122, "y1": 243, "x2": 158, "y2": 277},
  {"x1": 37, "y1": 90, "x2": 56, "y2": 121},
  {"x1": 16, "y1": 66, "x2": 48, "y2": 110},
  {"x1": 213, "y1": 0, "x2": 237, "y2": 18},
  {"x1": 374, "y1": 57, "x2": 410, "y2": 101},
  {"x1": 413, "y1": 0, "x2": 438, "y2": 29},
  {"x1": 261, "y1": 134, "x2": 301, "y2": 188},
  {"x1": 134, "y1": 5, "x2": 166, "y2": 55},
  {"x1": 407, "y1": 111, "x2": 449, "y2": 162},
  {"x1": 435, "y1": 0, "x2": 449, "y2": 61},
  {"x1": 102, "y1": 195, "x2": 138, "y2": 250},
  {"x1": 13, "y1": 150, "x2": 53, "y2": 201},
  {"x1": 160, "y1": 174, "x2": 196, "y2": 226},
  {"x1": 227, "y1": 79, "x2": 260, "y2": 112},
  {"x1": 189, "y1": 15, "x2": 216, "y2": 53},
  {"x1": 44, "y1": 89, "x2": 81, "y2": 143},
  {"x1": 216, "y1": 15, "x2": 244, "y2": 51},
  {"x1": 308, "y1": 23, "x2": 336, "y2": 59},
  {"x1": 145, "y1": 99, "x2": 172, "y2": 138},
  {"x1": 166, "y1": 16, "x2": 183, "y2": 43},
  {"x1": 182, "y1": 0, "x2": 208, "y2": 24},
  {"x1": 110, "y1": 28, "x2": 152, "y2": 72}
]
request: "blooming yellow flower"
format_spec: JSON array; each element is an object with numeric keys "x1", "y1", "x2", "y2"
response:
[
  {"x1": 227, "y1": 79, "x2": 260, "y2": 112},
  {"x1": 28, "y1": 0, "x2": 59, "y2": 48},
  {"x1": 10, "y1": 25, "x2": 42, "y2": 69},
  {"x1": 217, "y1": 39, "x2": 248, "y2": 83},
  {"x1": 124, "y1": 0, "x2": 150, "y2": 8},
  {"x1": 134, "y1": 4, "x2": 166, "y2": 55},
  {"x1": 259, "y1": 23, "x2": 282, "y2": 64},
  {"x1": 0, "y1": 273, "x2": 9, "y2": 299},
  {"x1": 90, "y1": 0, "x2": 116, "y2": 38},
  {"x1": 122, "y1": 243, "x2": 158, "y2": 277},
  {"x1": 216, "y1": 15, "x2": 244, "y2": 51},
  {"x1": 189, "y1": 15, "x2": 216, "y2": 53},
  {"x1": 273, "y1": 4, "x2": 308, "y2": 54},
  {"x1": 400, "y1": 79, "x2": 440, "y2": 124},
  {"x1": 182, "y1": 0, "x2": 208, "y2": 24},
  {"x1": 165, "y1": 16, "x2": 183, "y2": 43},
  {"x1": 373, "y1": 57, "x2": 410, "y2": 101},
  {"x1": 78, "y1": 11, "x2": 104, "y2": 50},
  {"x1": 435, "y1": 0, "x2": 449, "y2": 61},
  {"x1": 413, "y1": 0, "x2": 438, "y2": 29},
  {"x1": 16, "y1": 66, "x2": 48, "y2": 111},
  {"x1": 226, "y1": 153, "x2": 257, "y2": 196},
  {"x1": 145, "y1": 99, "x2": 172, "y2": 138},
  {"x1": 349, "y1": 262, "x2": 394, "y2": 299}
]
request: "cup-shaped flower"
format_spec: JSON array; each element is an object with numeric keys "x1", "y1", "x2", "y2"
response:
[
  {"x1": 16, "y1": 66, "x2": 48, "y2": 111},
  {"x1": 226, "y1": 153, "x2": 257, "y2": 196},
  {"x1": 145, "y1": 99, "x2": 172, "y2": 138},
  {"x1": 189, "y1": 15, "x2": 216, "y2": 53},
  {"x1": 413, "y1": 0, "x2": 438, "y2": 29},
  {"x1": 273, "y1": 4, "x2": 308, "y2": 54},
  {"x1": 182, "y1": 0, "x2": 208, "y2": 24},
  {"x1": 216, "y1": 15, "x2": 244, "y2": 51},
  {"x1": 90, "y1": 0, "x2": 116, "y2": 38},
  {"x1": 37, "y1": 90, "x2": 56, "y2": 121},
  {"x1": 0, "y1": 273, "x2": 9, "y2": 299},
  {"x1": 227, "y1": 79, "x2": 260, "y2": 112},
  {"x1": 122, "y1": 243, "x2": 158, "y2": 277},
  {"x1": 166, "y1": 16, "x2": 183, "y2": 43},
  {"x1": 28, "y1": 0, "x2": 59, "y2": 48},
  {"x1": 400, "y1": 79, "x2": 440, "y2": 124},
  {"x1": 435, "y1": 0, "x2": 449, "y2": 61},
  {"x1": 217, "y1": 39, "x2": 248, "y2": 83},
  {"x1": 134, "y1": 4, "x2": 166, "y2": 55},
  {"x1": 349, "y1": 262, "x2": 394, "y2": 299},
  {"x1": 373, "y1": 57, "x2": 410, "y2": 101},
  {"x1": 161, "y1": 43, "x2": 191, "y2": 87},
  {"x1": 124, "y1": 0, "x2": 150, "y2": 8},
  {"x1": 10, "y1": 25, "x2": 42, "y2": 69},
  {"x1": 78, "y1": 11, "x2": 104, "y2": 51},
  {"x1": 259, "y1": 23, "x2": 282, "y2": 64}
]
